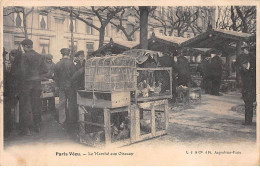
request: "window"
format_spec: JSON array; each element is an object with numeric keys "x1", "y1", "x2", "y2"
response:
[
  {"x1": 39, "y1": 14, "x2": 48, "y2": 30},
  {"x1": 86, "y1": 42, "x2": 94, "y2": 56},
  {"x1": 86, "y1": 18, "x2": 93, "y2": 35},
  {"x1": 126, "y1": 24, "x2": 135, "y2": 40},
  {"x1": 14, "y1": 12, "x2": 23, "y2": 27},
  {"x1": 39, "y1": 39, "x2": 50, "y2": 54},
  {"x1": 159, "y1": 29, "x2": 164, "y2": 36},
  {"x1": 14, "y1": 36, "x2": 25, "y2": 49},
  {"x1": 167, "y1": 7, "x2": 172, "y2": 18},
  {"x1": 69, "y1": 19, "x2": 76, "y2": 32},
  {"x1": 69, "y1": 41, "x2": 77, "y2": 54},
  {"x1": 105, "y1": 25, "x2": 110, "y2": 37},
  {"x1": 111, "y1": 25, "x2": 119, "y2": 37},
  {"x1": 158, "y1": 7, "x2": 164, "y2": 18}
]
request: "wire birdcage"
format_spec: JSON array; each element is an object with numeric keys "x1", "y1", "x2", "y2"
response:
[{"x1": 85, "y1": 54, "x2": 136, "y2": 91}]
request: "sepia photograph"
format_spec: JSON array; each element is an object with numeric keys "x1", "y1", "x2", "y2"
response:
[{"x1": 0, "y1": 0, "x2": 259, "y2": 166}]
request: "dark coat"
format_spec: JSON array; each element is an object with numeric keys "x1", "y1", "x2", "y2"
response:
[
  {"x1": 239, "y1": 53, "x2": 256, "y2": 103},
  {"x1": 71, "y1": 67, "x2": 85, "y2": 90},
  {"x1": 44, "y1": 60, "x2": 55, "y2": 79},
  {"x1": 176, "y1": 55, "x2": 191, "y2": 85},
  {"x1": 54, "y1": 58, "x2": 77, "y2": 89},
  {"x1": 22, "y1": 50, "x2": 48, "y2": 81},
  {"x1": 210, "y1": 55, "x2": 223, "y2": 77}
]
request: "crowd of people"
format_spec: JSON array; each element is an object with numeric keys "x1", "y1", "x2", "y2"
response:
[
  {"x1": 3, "y1": 38, "x2": 256, "y2": 140},
  {"x1": 3, "y1": 39, "x2": 86, "y2": 138}
]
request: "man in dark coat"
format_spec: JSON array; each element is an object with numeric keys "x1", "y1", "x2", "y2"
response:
[
  {"x1": 210, "y1": 50, "x2": 223, "y2": 95},
  {"x1": 4, "y1": 49, "x2": 23, "y2": 137},
  {"x1": 239, "y1": 44, "x2": 256, "y2": 125},
  {"x1": 176, "y1": 51, "x2": 191, "y2": 87},
  {"x1": 72, "y1": 50, "x2": 86, "y2": 89},
  {"x1": 42, "y1": 54, "x2": 56, "y2": 112},
  {"x1": 19, "y1": 39, "x2": 48, "y2": 135},
  {"x1": 54, "y1": 48, "x2": 77, "y2": 125},
  {"x1": 200, "y1": 53, "x2": 212, "y2": 94}
]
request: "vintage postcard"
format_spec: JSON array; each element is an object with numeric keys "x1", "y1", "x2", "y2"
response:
[{"x1": 0, "y1": 0, "x2": 259, "y2": 166}]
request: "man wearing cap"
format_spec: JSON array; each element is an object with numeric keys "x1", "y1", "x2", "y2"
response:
[
  {"x1": 19, "y1": 39, "x2": 48, "y2": 135},
  {"x1": 42, "y1": 54, "x2": 56, "y2": 113},
  {"x1": 210, "y1": 50, "x2": 223, "y2": 96},
  {"x1": 54, "y1": 48, "x2": 77, "y2": 125},
  {"x1": 239, "y1": 43, "x2": 256, "y2": 125},
  {"x1": 74, "y1": 50, "x2": 86, "y2": 70}
]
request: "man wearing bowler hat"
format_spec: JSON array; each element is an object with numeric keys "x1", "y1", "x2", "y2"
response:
[
  {"x1": 19, "y1": 39, "x2": 48, "y2": 135},
  {"x1": 54, "y1": 48, "x2": 77, "y2": 125},
  {"x1": 239, "y1": 42, "x2": 256, "y2": 125}
]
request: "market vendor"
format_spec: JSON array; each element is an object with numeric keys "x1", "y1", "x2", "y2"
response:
[
  {"x1": 42, "y1": 54, "x2": 56, "y2": 113},
  {"x1": 210, "y1": 50, "x2": 223, "y2": 96},
  {"x1": 19, "y1": 39, "x2": 48, "y2": 135},
  {"x1": 238, "y1": 43, "x2": 256, "y2": 125},
  {"x1": 54, "y1": 48, "x2": 77, "y2": 126},
  {"x1": 176, "y1": 49, "x2": 191, "y2": 87}
]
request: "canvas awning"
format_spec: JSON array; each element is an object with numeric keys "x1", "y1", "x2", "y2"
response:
[
  {"x1": 181, "y1": 29, "x2": 255, "y2": 50},
  {"x1": 133, "y1": 33, "x2": 189, "y2": 54},
  {"x1": 91, "y1": 38, "x2": 139, "y2": 56}
]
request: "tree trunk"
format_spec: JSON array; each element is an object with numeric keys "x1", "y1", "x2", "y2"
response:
[
  {"x1": 230, "y1": 6, "x2": 237, "y2": 31},
  {"x1": 139, "y1": 6, "x2": 149, "y2": 49},
  {"x1": 70, "y1": 7, "x2": 74, "y2": 58},
  {"x1": 99, "y1": 26, "x2": 105, "y2": 48},
  {"x1": 22, "y1": 9, "x2": 28, "y2": 39}
]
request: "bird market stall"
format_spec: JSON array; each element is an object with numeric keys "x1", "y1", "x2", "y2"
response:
[{"x1": 77, "y1": 49, "x2": 172, "y2": 147}]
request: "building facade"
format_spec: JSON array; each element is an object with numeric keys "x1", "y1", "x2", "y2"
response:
[{"x1": 3, "y1": 6, "x2": 216, "y2": 63}]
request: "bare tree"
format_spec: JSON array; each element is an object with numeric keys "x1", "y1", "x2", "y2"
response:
[
  {"x1": 109, "y1": 7, "x2": 140, "y2": 41},
  {"x1": 215, "y1": 6, "x2": 256, "y2": 33},
  {"x1": 4, "y1": 6, "x2": 34, "y2": 39},
  {"x1": 149, "y1": 6, "x2": 200, "y2": 37},
  {"x1": 53, "y1": 6, "x2": 124, "y2": 48}
]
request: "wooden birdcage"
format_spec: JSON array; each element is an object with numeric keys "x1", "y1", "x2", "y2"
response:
[{"x1": 85, "y1": 55, "x2": 136, "y2": 92}]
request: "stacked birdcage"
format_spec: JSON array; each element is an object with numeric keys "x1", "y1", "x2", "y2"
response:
[{"x1": 85, "y1": 54, "x2": 136, "y2": 91}]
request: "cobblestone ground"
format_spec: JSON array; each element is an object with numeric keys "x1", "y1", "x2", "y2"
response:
[
  {"x1": 4, "y1": 91, "x2": 256, "y2": 148},
  {"x1": 130, "y1": 91, "x2": 256, "y2": 148}
]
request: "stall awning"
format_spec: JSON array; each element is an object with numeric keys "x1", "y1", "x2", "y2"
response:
[
  {"x1": 91, "y1": 38, "x2": 139, "y2": 56},
  {"x1": 181, "y1": 29, "x2": 255, "y2": 49},
  {"x1": 133, "y1": 33, "x2": 189, "y2": 53}
]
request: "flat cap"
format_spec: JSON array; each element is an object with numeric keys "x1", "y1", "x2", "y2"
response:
[
  {"x1": 60, "y1": 48, "x2": 70, "y2": 55},
  {"x1": 21, "y1": 39, "x2": 33, "y2": 46},
  {"x1": 74, "y1": 50, "x2": 84, "y2": 57},
  {"x1": 10, "y1": 49, "x2": 22, "y2": 57},
  {"x1": 45, "y1": 54, "x2": 53, "y2": 59}
]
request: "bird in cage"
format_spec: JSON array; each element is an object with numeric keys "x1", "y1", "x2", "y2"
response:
[
  {"x1": 141, "y1": 80, "x2": 150, "y2": 97},
  {"x1": 154, "y1": 82, "x2": 162, "y2": 95},
  {"x1": 136, "y1": 81, "x2": 144, "y2": 96}
]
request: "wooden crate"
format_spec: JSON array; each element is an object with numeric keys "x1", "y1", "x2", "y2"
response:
[
  {"x1": 78, "y1": 105, "x2": 131, "y2": 148},
  {"x1": 41, "y1": 80, "x2": 55, "y2": 98},
  {"x1": 176, "y1": 87, "x2": 201, "y2": 106},
  {"x1": 78, "y1": 94, "x2": 169, "y2": 147},
  {"x1": 130, "y1": 99, "x2": 169, "y2": 143},
  {"x1": 77, "y1": 90, "x2": 130, "y2": 109}
]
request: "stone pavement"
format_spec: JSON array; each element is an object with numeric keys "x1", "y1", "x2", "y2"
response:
[
  {"x1": 4, "y1": 91, "x2": 256, "y2": 148},
  {"x1": 130, "y1": 91, "x2": 256, "y2": 147}
]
